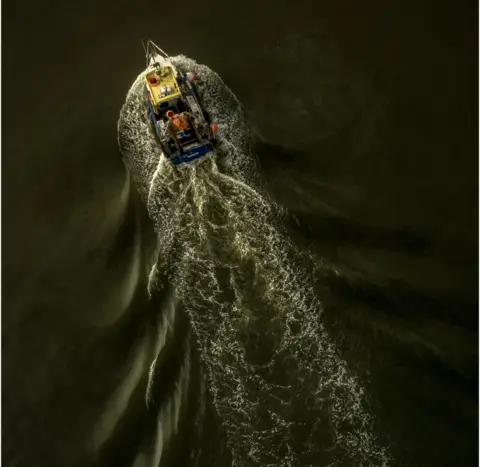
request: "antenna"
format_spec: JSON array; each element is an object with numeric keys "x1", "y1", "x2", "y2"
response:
[
  {"x1": 142, "y1": 40, "x2": 170, "y2": 68},
  {"x1": 141, "y1": 39, "x2": 149, "y2": 67},
  {"x1": 146, "y1": 40, "x2": 170, "y2": 59}
]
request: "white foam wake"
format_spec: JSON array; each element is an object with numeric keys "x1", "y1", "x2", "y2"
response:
[{"x1": 118, "y1": 55, "x2": 391, "y2": 467}]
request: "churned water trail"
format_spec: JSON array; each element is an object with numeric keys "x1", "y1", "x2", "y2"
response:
[{"x1": 118, "y1": 55, "x2": 391, "y2": 467}]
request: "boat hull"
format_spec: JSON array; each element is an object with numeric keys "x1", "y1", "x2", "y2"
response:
[
  {"x1": 144, "y1": 44, "x2": 217, "y2": 168},
  {"x1": 170, "y1": 143, "x2": 214, "y2": 166}
]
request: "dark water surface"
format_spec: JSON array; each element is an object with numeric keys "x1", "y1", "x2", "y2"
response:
[{"x1": 3, "y1": 0, "x2": 477, "y2": 466}]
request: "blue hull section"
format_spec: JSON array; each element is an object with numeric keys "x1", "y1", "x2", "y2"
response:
[{"x1": 171, "y1": 143, "x2": 213, "y2": 166}]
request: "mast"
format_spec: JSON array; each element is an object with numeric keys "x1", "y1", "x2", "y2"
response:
[{"x1": 145, "y1": 40, "x2": 170, "y2": 67}]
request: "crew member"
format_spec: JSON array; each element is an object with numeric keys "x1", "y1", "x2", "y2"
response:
[{"x1": 165, "y1": 110, "x2": 202, "y2": 153}]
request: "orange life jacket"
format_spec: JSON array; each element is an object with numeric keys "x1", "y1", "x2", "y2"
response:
[{"x1": 172, "y1": 114, "x2": 190, "y2": 131}]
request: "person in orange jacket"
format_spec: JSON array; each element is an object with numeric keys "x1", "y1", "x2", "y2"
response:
[{"x1": 166, "y1": 110, "x2": 201, "y2": 153}]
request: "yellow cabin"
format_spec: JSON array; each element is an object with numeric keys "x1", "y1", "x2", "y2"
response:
[{"x1": 145, "y1": 65, "x2": 181, "y2": 109}]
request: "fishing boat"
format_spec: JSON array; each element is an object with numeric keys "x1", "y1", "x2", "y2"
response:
[{"x1": 143, "y1": 40, "x2": 218, "y2": 166}]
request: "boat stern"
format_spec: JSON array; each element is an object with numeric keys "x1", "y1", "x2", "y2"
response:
[{"x1": 171, "y1": 142, "x2": 214, "y2": 166}]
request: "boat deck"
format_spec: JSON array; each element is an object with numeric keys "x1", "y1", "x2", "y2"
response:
[{"x1": 146, "y1": 65, "x2": 181, "y2": 107}]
